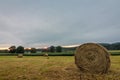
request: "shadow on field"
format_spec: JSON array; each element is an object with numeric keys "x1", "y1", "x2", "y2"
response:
[
  {"x1": 40, "y1": 66, "x2": 80, "y2": 80},
  {"x1": 41, "y1": 66, "x2": 120, "y2": 80}
]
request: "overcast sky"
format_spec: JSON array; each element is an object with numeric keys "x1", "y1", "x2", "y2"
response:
[{"x1": 0, "y1": 0, "x2": 120, "y2": 48}]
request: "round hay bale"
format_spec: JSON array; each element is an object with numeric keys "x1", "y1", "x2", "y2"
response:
[
  {"x1": 17, "y1": 54, "x2": 23, "y2": 58},
  {"x1": 75, "y1": 43, "x2": 110, "y2": 74},
  {"x1": 43, "y1": 53, "x2": 49, "y2": 59}
]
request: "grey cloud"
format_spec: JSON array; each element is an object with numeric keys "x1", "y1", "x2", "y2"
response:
[{"x1": 0, "y1": 0, "x2": 120, "y2": 48}]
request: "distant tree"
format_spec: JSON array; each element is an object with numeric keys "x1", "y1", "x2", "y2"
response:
[
  {"x1": 41, "y1": 48, "x2": 49, "y2": 52},
  {"x1": 24, "y1": 48, "x2": 30, "y2": 53},
  {"x1": 9, "y1": 46, "x2": 16, "y2": 53},
  {"x1": 111, "y1": 42, "x2": 120, "y2": 50},
  {"x1": 16, "y1": 46, "x2": 24, "y2": 54},
  {"x1": 49, "y1": 46, "x2": 55, "y2": 52},
  {"x1": 99, "y1": 43, "x2": 111, "y2": 50},
  {"x1": 56, "y1": 46, "x2": 62, "y2": 52},
  {"x1": 30, "y1": 48, "x2": 36, "y2": 53}
]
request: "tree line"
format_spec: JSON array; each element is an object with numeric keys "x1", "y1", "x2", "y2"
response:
[
  {"x1": 0, "y1": 42, "x2": 120, "y2": 53},
  {"x1": 99, "y1": 42, "x2": 120, "y2": 50},
  {"x1": 9, "y1": 46, "x2": 24, "y2": 53},
  {"x1": 7, "y1": 45, "x2": 62, "y2": 53}
]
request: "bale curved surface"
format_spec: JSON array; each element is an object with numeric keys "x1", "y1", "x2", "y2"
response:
[{"x1": 75, "y1": 43, "x2": 110, "y2": 74}]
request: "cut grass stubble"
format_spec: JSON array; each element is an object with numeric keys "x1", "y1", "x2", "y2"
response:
[{"x1": 0, "y1": 56, "x2": 120, "y2": 80}]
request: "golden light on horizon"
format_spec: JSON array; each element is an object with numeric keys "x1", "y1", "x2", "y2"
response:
[
  {"x1": 62, "y1": 44, "x2": 80, "y2": 48},
  {"x1": 0, "y1": 44, "x2": 10, "y2": 50},
  {"x1": 0, "y1": 47, "x2": 9, "y2": 50}
]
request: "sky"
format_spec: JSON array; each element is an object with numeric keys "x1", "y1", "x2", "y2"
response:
[{"x1": 0, "y1": 0, "x2": 120, "y2": 49}]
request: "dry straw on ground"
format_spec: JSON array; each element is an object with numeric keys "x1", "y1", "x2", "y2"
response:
[{"x1": 75, "y1": 43, "x2": 111, "y2": 74}]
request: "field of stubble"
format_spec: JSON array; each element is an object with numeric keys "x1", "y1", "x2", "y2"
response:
[{"x1": 0, "y1": 56, "x2": 120, "y2": 80}]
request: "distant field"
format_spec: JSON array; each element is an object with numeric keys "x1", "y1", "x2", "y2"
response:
[
  {"x1": 0, "y1": 56, "x2": 120, "y2": 80},
  {"x1": 108, "y1": 50, "x2": 120, "y2": 52},
  {"x1": 0, "y1": 50, "x2": 120, "y2": 56},
  {"x1": 108, "y1": 50, "x2": 120, "y2": 55}
]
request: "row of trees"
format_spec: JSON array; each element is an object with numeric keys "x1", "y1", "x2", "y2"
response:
[
  {"x1": 8, "y1": 45, "x2": 62, "y2": 53},
  {"x1": 9, "y1": 46, "x2": 24, "y2": 53},
  {"x1": 49, "y1": 46, "x2": 62, "y2": 52},
  {"x1": 1, "y1": 42, "x2": 120, "y2": 53},
  {"x1": 38, "y1": 46, "x2": 62, "y2": 53},
  {"x1": 99, "y1": 42, "x2": 120, "y2": 50}
]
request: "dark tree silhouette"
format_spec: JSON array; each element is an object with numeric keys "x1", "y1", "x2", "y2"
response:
[
  {"x1": 16, "y1": 46, "x2": 24, "y2": 54},
  {"x1": 49, "y1": 46, "x2": 55, "y2": 52},
  {"x1": 30, "y1": 48, "x2": 36, "y2": 53},
  {"x1": 9, "y1": 46, "x2": 16, "y2": 53},
  {"x1": 56, "y1": 46, "x2": 62, "y2": 52}
]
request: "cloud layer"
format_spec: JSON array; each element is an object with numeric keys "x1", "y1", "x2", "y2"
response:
[{"x1": 0, "y1": 0, "x2": 120, "y2": 48}]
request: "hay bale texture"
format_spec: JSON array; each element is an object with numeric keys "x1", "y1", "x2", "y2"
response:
[{"x1": 75, "y1": 43, "x2": 110, "y2": 74}]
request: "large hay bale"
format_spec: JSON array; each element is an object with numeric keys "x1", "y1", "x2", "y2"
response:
[{"x1": 75, "y1": 43, "x2": 110, "y2": 74}]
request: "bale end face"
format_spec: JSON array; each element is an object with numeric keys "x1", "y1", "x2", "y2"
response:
[{"x1": 75, "y1": 43, "x2": 111, "y2": 74}]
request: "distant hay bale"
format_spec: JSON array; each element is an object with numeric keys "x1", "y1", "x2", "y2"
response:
[
  {"x1": 17, "y1": 54, "x2": 23, "y2": 58},
  {"x1": 75, "y1": 43, "x2": 110, "y2": 74},
  {"x1": 43, "y1": 53, "x2": 49, "y2": 59}
]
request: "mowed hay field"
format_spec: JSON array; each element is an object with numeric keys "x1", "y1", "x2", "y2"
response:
[{"x1": 0, "y1": 56, "x2": 120, "y2": 80}]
